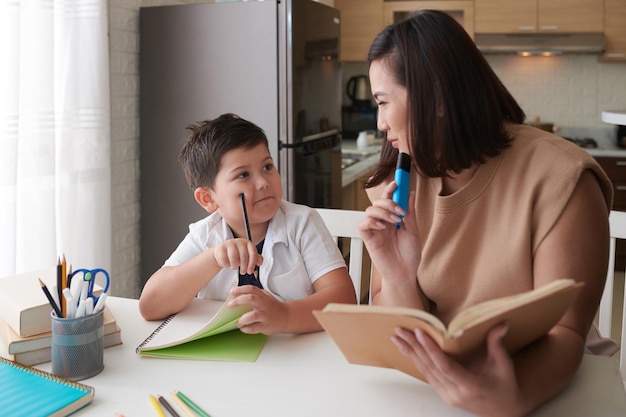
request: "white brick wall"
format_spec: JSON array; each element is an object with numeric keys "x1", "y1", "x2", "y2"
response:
[
  {"x1": 108, "y1": 0, "x2": 210, "y2": 298},
  {"x1": 109, "y1": 0, "x2": 141, "y2": 298},
  {"x1": 108, "y1": 2, "x2": 626, "y2": 298}
]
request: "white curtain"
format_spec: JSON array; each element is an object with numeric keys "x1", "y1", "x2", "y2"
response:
[{"x1": 0, "y1": 0, "x2": 111, "y2": 277}]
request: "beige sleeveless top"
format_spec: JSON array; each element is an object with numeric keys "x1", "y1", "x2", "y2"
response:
[{"x1": 412, "y1": 124, "x2": 612, "y2": 325}]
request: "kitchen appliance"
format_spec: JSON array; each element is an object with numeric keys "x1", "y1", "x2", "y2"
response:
[
  {"x1": 346, "y1": 75, "x2": 371, "y2": 109},
  {"x1": 343, "y1": 75, "x2": 376, "y2": 139},
  {"x1": 475, "y1": 33, "x2": 606, "y2": 55},
  {"x1": 617, "y1": 125, "x2": 626, "y2": 149},
  {"x1": 342, "y1": 106, "x2": 377, "y2": 139},
  {"x1": 138, "y1": 0, "x2": 343, "y2": 282}
]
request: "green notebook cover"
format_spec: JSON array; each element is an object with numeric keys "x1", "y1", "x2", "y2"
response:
[
  {"x1": 0, "y1": 356, "x2": 94, "y2": 417},
  {"x1": 136, "y1": 297, "x2": 267, "y2": 362}
]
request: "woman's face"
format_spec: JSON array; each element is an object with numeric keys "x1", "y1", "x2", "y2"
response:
[{"x1": 369, "y1": 60, "x2": 409, "y2": 154}]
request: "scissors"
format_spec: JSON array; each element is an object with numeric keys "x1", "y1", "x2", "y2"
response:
[{"x1": 69, "y1": 268, "x2": 110, "y2": 303}]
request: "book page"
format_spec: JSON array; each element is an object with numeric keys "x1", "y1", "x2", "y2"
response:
[
  {"x1": 320, "y1": 303, "x2": 447, "y2": 333},
  {"x1": 137, "y1": 296, "x2": 251, "y2": 351},
  {"x1": 447, "y1": 279, "x2": 580, "y2": 335}
]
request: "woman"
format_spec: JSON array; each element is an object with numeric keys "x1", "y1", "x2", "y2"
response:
[{"x1": 358, "y1": 10, "x2": 613, "y2": 417}]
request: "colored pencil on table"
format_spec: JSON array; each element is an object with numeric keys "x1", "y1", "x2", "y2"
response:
[
  {"x1": 158, "y1": 394, "x2": 181, "y2": 417},
  {"x1": 175, "y1": 391, "x2": 211, "y2": 417},
  {"x1": 169, "y1": 393, "x2": 196, "y2": 417},
  {"x1": 149, "y1": 394, "x2": 166, "y2": 417},
  {"x1": 39, "y1": 278, "x2": 63, "y2": 318}
]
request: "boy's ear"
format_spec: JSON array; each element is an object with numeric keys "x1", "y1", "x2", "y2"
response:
[{"x1": 194, "y1": 187, "x2": 218, "y2": 213}]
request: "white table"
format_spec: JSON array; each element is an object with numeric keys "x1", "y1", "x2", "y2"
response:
[{"x1": 40, "y1": 297, "x2": 626, "y2": 417}]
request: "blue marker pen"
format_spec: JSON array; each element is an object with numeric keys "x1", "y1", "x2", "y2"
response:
[{"x1": 392, "y1": 152, "x2": 411, "y2": 228}]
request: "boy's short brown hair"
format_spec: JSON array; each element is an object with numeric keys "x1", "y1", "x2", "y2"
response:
[{"x1": 179, "y1": 113, "x2": 269, "y2": 190}]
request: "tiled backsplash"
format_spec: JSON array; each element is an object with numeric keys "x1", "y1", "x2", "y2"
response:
[
  {"x1": 487, "y1": 55, "x2": 626, "y2": 130},
  {"x1": 343, "y1": 55, "x2": 626, "y2": 133}
]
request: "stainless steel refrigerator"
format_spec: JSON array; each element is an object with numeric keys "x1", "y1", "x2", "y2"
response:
[{"x1": 139, "y1": 0, "x2": 343, "y2": 282}]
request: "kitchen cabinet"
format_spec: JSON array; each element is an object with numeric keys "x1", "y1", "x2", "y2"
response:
[
  {"x1": 383, "y1": 1, "x2": 474, "y2": 38},
  {"x1": 475, "y1": 0, "x2": 604, "y2": 34},
  {"x1": 335, "y1": 0, "x2": 384, "y2": 61},
  {"x1": 342, "y1": 171, "x2": 375, "y2": 211},
  {"x1": 596, "y1": 156, "x2": 626, "y2": 268},
  {"x1": 602, "y1": 0, "x2": 626, "y2": 61}
]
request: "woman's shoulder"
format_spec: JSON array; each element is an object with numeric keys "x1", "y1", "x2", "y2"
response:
[{"x1": 506, "y1": 124, "x2": 612, "y2": 211}]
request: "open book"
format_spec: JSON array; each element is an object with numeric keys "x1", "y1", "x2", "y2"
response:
[
  {"x1": 136, "y1": 295, "x2": 267, "y2": 362},
  {"x1": 314, "y1": 279, "x2": 583, "y2": 381}
]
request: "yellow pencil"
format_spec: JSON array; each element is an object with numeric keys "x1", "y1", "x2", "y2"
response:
[
  {"x1": 149, "y1": 394, "x2": 167, "y2": 417},
  {"x1": 170, "y1": 392, "x2": 196, "y2": 417}
]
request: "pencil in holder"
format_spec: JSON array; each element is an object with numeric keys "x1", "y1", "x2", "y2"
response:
[{"x1": 51, "y1": 309, "x2": 104, "y2": 380}]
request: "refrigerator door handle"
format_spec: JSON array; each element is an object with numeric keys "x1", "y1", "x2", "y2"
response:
[{"x1": 279, "y1": 129, "x2": 339, "y2": 149}]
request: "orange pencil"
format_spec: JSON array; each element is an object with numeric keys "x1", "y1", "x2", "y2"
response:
[{"x1": 61, "y1": 255, "x2": 67, "y2": 317}]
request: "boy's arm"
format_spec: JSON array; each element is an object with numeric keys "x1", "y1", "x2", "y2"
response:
[
  {"x1": 283, "y1": 268, "x2": 356, "y2": 333},
  {"x1": 230, "y1": 267, "x2": 356, "y2": 334},
  {"x1": 139, "y1": 238, "x2": 262, "y2": 320},
  {"x1": 138, "y1": 248, "x2": 223, "y2": 320}
]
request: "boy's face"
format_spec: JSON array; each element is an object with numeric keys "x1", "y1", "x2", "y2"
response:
[{"x1": 201, "y1": 143, "x2": 282, "y2": 236}]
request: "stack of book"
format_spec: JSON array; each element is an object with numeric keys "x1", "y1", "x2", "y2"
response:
[{"x1": 0, "y1": 268, "x2": 122, "y2": 366}]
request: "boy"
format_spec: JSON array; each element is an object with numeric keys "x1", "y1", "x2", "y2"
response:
[{"x1": 139, "y1": 113, "x2": 356, "y2": 334}]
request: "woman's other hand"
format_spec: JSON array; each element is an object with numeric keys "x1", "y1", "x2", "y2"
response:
[{"x1": 392, "y1": 324, "x2": 528, "y2": 417}]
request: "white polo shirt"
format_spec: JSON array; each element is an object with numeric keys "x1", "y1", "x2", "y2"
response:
[{"x1": 164, "y1": 200, "x2": 346, "y2": 301}]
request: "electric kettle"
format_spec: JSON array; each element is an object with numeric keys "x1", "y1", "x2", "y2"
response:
[{"x1": 346, "y1": 75, "x2": 371, "y2": 108}]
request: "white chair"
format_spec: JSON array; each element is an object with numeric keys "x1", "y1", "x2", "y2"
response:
[
  {"x1": 598, "y1": 210, "x2": 626, "y2": 383},
  {"x1": 315, "y1": 208, "x2": 370, "y2": 304}
]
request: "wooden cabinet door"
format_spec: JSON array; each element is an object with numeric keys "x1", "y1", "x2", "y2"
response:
[
  {"x1": 602, "y1": 0, "x2": 626, "y2": 61},
  {"x1": 475, "y1": 0, "x2": 537, "y2": 33},
  {"x1": 538, "y1": 0, "x2": 604, "y2": 33},
  {"x1": 476, "y1": 0, "x2": 603, "y2": 33},
  {"x1": 383, "y1": 1, "x2": 475, "y2": 38},
  {"x1": 335, "y1": 0, "x2": 384, "y2": 62}
]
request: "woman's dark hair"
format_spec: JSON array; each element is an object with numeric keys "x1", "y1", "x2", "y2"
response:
[
  {"x1": 179, "y1": 113, "x2": 269, "y2": 190},
  {"x1": 365, "y1": 10, "x2": 525, "y2": 188}
]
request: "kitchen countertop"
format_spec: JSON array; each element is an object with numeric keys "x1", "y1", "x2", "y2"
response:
[
  {"x1": 341, "y1": 134, "x2": 626, "y2": 188},
  {"x1": 584, "y1": 133, "x2": 626, "y2": 157},
  {"x1": 342, "y1": 139, "x2": 382, "y2": 188}
]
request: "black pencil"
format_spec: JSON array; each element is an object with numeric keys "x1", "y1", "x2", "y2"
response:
[
  {"x1": 158, "y1": 395, "x2": 181, "y2": 417},
  {"x1": 56, "y1": 258, "x2": 62, "y2": 313},
  {"x1": 240, "y1": 193, "x2": 259, "y2": 281},
  {"x1": 240, "y1": 193, "x2": 252, "y2": 241},
  {"x1": 39, "y1": 278, "x2": 63, "y2": 318}
]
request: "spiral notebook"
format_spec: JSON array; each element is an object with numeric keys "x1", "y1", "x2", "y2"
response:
[
  {"x1": 136, "y1": 296, "x2": 267, "y2": 362},
  {"x1": 0, "y1": 356, "x2": 94, "y2": 417}
]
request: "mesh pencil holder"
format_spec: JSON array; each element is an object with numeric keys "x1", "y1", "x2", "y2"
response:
[{"x1": 51, "y1": 309, "x2": 104, "y2": 380}]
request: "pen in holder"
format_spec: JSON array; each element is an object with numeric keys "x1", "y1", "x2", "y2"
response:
[{"x1": 51, "y1": 309, "x2": 104, "y2": 380}]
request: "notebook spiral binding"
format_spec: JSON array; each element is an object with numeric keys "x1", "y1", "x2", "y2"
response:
[
  {"x1": 0, "y1": 356, "x2": 93, "y2": 391},
  {"x1": 135, "y1": 313, "x2": 176, "y2": 352}
]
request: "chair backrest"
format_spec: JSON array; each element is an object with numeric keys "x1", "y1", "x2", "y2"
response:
[
  {"x1": 315, "y1": 208, "x2": 369, "y2": 304},
  {"x1": 598, "y1": 210, "x2": 626, "y2": 382}
]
